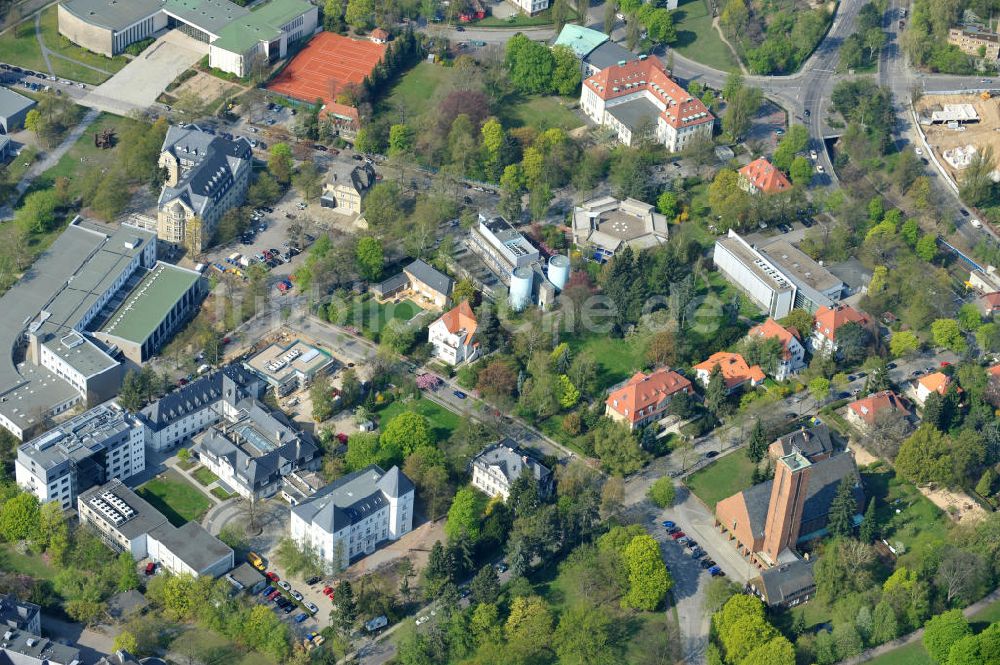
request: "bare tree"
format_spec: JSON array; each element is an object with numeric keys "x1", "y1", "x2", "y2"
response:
[
  {"x1": 935, "y1": 548, "x2": 987, "y2": 605},
  {"x1": 864, "y1": 409, "x2": 911, "y2": 460}
]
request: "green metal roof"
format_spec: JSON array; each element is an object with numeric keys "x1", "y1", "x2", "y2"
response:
[
  {"x1": 212, "y1": 0, "x2": 313, "y2": 54},
  {"x1": 162, "y1": 0, "x2": 249, "y2": 37},
  {"x1": 99, "y1": 263, "x2": 201, "y2": 344},
  {"x1": 553, "y1": 24, "x2": 609, "y2": 59}
]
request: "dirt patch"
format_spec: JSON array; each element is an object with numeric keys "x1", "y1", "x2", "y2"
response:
[
  {"x1": 848, "y1": 441, "x2": 880, "y2": 467},
  {"x1": 173, "y1": 71, "x2": 244, "y2": 107},
  {"x1": 919, "y1": 485, "x2": 987, "y2": 523},
  {"x1": 343, "y1": 518, "x2": 446, "y2": 580},
  {"x1": 916, "y1": 93, "x2": 1000, "y2": 182}
]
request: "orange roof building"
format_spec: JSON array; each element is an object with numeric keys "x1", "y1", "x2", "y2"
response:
[
  {"x1": 370, "y1": 28, "x2": 389, "y2": 43},
  {"x1": 605, "y1": 368, "x2": 694, "y2": 430},
  {"x1": 738, "y1": 158, "x2": 792, "y2": 195},
  {"x1": 579, "y1": 55, "x2": 714, "y2": 152},
  {"x1": 811, "y1": 304, "x2": 871, "y2": 353},
  {"x1": 747, "y1": 318, "x2": 806, "y2": 380},
  {"x1": 693, "y1": 352, "x2": 766, "y2": 392},
  {"x1": 846, "y1": 391, "x2": 911, "y2": 430},
  {"x1": 914, "y1": 372, "x2": 959, "y2": 406},
  {"x1": 428, "y1": 301, "x2": 479, "y2": 365}
]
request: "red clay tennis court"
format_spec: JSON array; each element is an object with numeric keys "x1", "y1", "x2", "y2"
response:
[{"x1": 268, "y1": 32, "x2": 386, "y2": 106}]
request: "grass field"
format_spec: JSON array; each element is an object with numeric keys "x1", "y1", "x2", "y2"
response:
[
  {"x1": 562, "y1": 331, "x2": 649, "y2": 392},
  {"x1": 212, "y1": 486, "x2": 235, "y2": 500},
  {"x1": 861, "y1": 464, "x2": 950, "y2": 568},
  {"x1": 384, "y1": 62, "x2": 455, "y2": 117},
  {"x1": 476, "y1": 6, "x2": 580, "y2": 27},
  {"x1": 38, "y1": 6, "x2": 128, "y2": 85},
  {"x1": 504, "y1": 95, "x2": 583, "y2": 132},
  {"x1": 378, "y1": 397, "x2": 461, "y2": 442},
  {"x1": 671, "y1": 0, "x2": 740, "y2": 72},
  {"x1": 191, "y1": 466, "x2": 219, "y2": 486},
  {"x1": 30, "y1": 112, "x2": 123, "y2": 195},
  {"x1": 137, "y1": 470, "x2": 212, "y2": 526},
  {"x1": 686, "y1": 452, "x2": 756, "y2": 510},
  {"x1": 346, "y1": 297, "x2": 424, "y2": 335},
  {"x1": 0, "y1": 145, "x2": 37, "y2": 205},
  {"x1": 170, "y1": 627, "x2": 277, "y2": 665},
  {"x1": 0, "y1": 543, "x2": 57, "y2": 580},
  {"x1": 0, "y1": 21, "x2": 47, "y2": 72}
]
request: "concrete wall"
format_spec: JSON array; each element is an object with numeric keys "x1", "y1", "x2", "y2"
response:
[{"x1": 58, "y1": 5, "x2": 114, "y2": 57}]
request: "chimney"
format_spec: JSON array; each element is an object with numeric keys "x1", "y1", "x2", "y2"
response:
[{"x1": 761, "y1": 452, "x2": 812, "y2": 563}]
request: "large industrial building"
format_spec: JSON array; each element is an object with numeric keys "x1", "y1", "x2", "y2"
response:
[
  {"x1": 15, "y1": 402, "x2": 146, "y2": 510},
  {"x1": 0, "y1": 218, "x2": 199, "y2": 440},
  {"x1": 78, "y1": 479, "x2": 234, "y2": 578},
  {"x1": 290, "y1": 465, "x2": 414, "y2": 571},
  {"x1": 57, "y1": 0, "x2": 317, "y2": 77},
  {"x1": 713, "y1": 230, "x2": 844, "y2": 319}
]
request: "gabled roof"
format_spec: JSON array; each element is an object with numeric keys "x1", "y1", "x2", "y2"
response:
[
  {"x1": 404, "y1": 259, "x2": 453, "y2": 298},
  {"x1": 582, "y1": 55, "x2": 714, "y2": 130},
  {"x1": 739, "y1": 158, "x2": 792, "y2": 194},
  {"x1": 756, "y1": 559, "x2": 815, "y2": 605},
  {"x1": 291, "y1": 465, "x2": 414, "y2": 535},
  {"x1": 553, "y1": 24, "x2": 609, "y2": 58},
  {"x1": 605, "y1": 367, "x2": 692, "y2": 422},
  {"x1": 434, "y1": 300, "x2": 478, "y2": 345},
  {"x1": 813, "y1": 304, "x2": 871, "y2": 342},
  {"x1": 847, "y1": 390, "x2": 910, "y2": 425},
  {"x1": 370, "y1": 28, "x2": 389, "y2": 40},
  {"x1": 770, "y1": 424, "x2": 834, "y2": 461},
  {"x1": 693, "y1": 352, "x2": 766, "y2": 388},
  {"x1": 918, "y1": 372, "x2": 951, "y2": 396},
  {"x1": 980, "y1": 292, "x2": 1000, "y2": 312},
  {"x1": 748, "y1": 318, "x2": 801, "y2": 360}
]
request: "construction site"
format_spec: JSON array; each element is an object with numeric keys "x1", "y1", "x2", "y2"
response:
[{"x1": 916, "y1": 92, "x2": 1000, "y2": 182}]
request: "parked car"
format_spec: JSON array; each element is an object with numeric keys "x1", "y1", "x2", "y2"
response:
[
  {"x1": 495, "y1": 562, "x2": 509, "y2": 573},
  {"x1": 295, "y1": 613, "x2": 308, "y2": 623},
  {"x1": 416, "y1": 616, "x2": 429, "y2": 626},
  {"x1": 306, "y1": 576, "x2": 321, "y2": 585},
  {"x1": 145, "y1": 562, "x2": 156, "y2": 575},
  {"x1": 267, "y1": 590, "x2": 281, "y2": 601},
  {"x1": 667, "y1": 526, "x2": 681, "y2": 534},
  {"x1": 266, "y1": 572, "x2": 279, "y2": 583},
  {"x1": 305, "y1": 602, "x2": 319, "y2": 614},
  {"x1": 453, "y1": 390, "x2": 467, "y2": 399},
  {"x1": 676, "y1": 537, "x2": 690, "y2": 545},
  {"x1": 670, "y1": 531, "x2": 686, "y2": 540},
  {"x1": 323, "y1": 586, "x2": 335, "y2": 597},
  {"x1": 262, "y1": 586, "x2": 275, "y2": 596},
  {"x1": 291, "y1": 590, "x2": 304, "y2": 601},
  {"x1": 662, "y1": 520, "x2": 675, "y2": 529},
  {"x1": 278, "y1": 581, "x2": 291, "y2": 591},
  {"x1": 690, "y1": 548, "x2": 706, "y2": 559},
  {"x1": 700, "y1": 559, "x2": 716, "y2": 569}
]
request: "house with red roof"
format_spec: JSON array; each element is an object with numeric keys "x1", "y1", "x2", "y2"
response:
[
  {"x1": 747, "y1": 318, "x2": 806, "y2": 381},
  {"x1": 738, "y1": 158, "x2": 792, "y2": 196},
  {"x1": 579, "y1": 56, "x2": 714, "y2": 152},
  {"x1": 811, "y1": 304, "x2": 872, "y2": 355},
  {"x1": 912, "y1": 372, "x2": 955, "y2": 406},
  {"x1": 605, "y1": 367, "x2": 694, "y2": 431},
  {"x1": 977, "y1": 292, "x2": 1000, "y2": 319},
  {"x1": 370, "y1": 28, "x2": 389, "y2": 44},
  {"x1": 693, "y1": 352, "x2": 766, "y2": 394},
  {"x1": 428, "y1": 301, "x2": 478, "y2": 365},
  {"x1": 845, "y1": 391, "x2": 911, "y2": 432}
]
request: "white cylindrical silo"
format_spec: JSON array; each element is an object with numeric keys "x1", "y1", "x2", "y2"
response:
[
  {"x1": 509, "y1": 267, "x2": 533, "y2": 311},
  {"x1": 547, "y1": 254, "x2": 570, "y2": 291}
]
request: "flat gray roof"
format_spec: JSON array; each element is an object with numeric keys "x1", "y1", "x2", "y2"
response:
[
  {"x1": 584, "y1": 40, "x2": 638, "y2": 70},
  {"x1": 760, "y1": 239, "x2": 842, "y2": 293},
  {"x1": 715, "y1": 233, "x2": 795, "y2": 293},
  {"x1": 149, "y1": 521, "x2": 232, "y2": 573},
  {"x1": 0, "y1": 86, "x2": 35, "y2": 120},
  {"x1": 79, "y1": 479, "x2": 170, "y2": 541},
  {"x1": 60, "y1": 0, "x2": 163, "y2": 32},
  {"x1": 606, "y1": 96, "x2": 661, "y2": 133},
  {"x1": 19, "y1": 402, "x2": 135, "y2": 472}
]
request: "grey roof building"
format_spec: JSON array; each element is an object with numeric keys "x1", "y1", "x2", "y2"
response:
[
  {"x1": 15, "y1": 402, "x2": 146, "y2": 510},
  {"x1": 0, "y1": 86, "x2": 36, "y2": 134},
  {"x1": 290, "y1": 465, "x2": 414, "y2": 570},
  {"x1": 403, "y1": 259, "x2": 454, "y2": 305},
  {"x1": 583, "y1": 40, "x2": 639, "y2": 73},
  {"x1": 471, "y1": 440, "x2": 553, "y2": 501},
  {"x1": 0, "y1": 627, "x2": 80, "y2": 665},
  {"x1": 0, "y1": 218, "x2": 159, "y2": 440},
  {"x1": 225, "y1": 562, "x2": 266, "y2": 595},
  {"x1": 751, "y1": 558, "x2": 816, "y2": 607},
  {"x1": 156, "y1": 125, "x2": 253, "y2": 250},
  {"x1": 0, "y1": 594, "x2": 40, "y2": 636},
  {"x1": 768, "y1": 424, "x2": 836, "y2": 463},
  {"x1": 78, "y1": 479, "x2": 233, "y2": 578}
]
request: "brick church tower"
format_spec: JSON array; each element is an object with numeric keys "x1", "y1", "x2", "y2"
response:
[{"x1": 762, "y1": 451, "x2": 812, "y2": 563}]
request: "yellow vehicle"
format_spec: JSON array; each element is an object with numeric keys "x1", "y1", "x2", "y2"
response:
[{"x1": 247, "y1": 552, "x2": 265, "y2": 571}]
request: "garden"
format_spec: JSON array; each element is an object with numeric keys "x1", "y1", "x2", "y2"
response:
[
  {"x1": 671, "y1": 0, "x2": 741, "y2": 72},
  {"x1": 137, "y1": 470, "x2": 212, "y2": 526},
  {"x1": 685, "y1": 451, "x2": 756, "y2": 510},
  {"x1": 377, "y1": 396, "x2": 461, "y2": 442}
]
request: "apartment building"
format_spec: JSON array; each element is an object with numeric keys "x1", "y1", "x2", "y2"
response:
[
  {"x1": 428, "y1": 300, "x2": 479, "y2": 365},
  {"x1": 470, "y1": 440, "x2": 553, "y2": 501},
  {"x1": 746, "y1": 319, "x2": 806, "y2": 381},
  {"x1": 604, "y1": 367, "x2": 694, "y2": 431}
]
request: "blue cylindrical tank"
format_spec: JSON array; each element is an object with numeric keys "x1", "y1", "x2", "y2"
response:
[
  {"x1": 509, "y1": 267, "x2": 533, "y2": 311},
  {"x1": 547, "y1": 254, "x2": 570, "y2": 291}
]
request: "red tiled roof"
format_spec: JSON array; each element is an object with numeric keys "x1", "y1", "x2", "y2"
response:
[
  {"x1": 918, "y1": 372, "x2": 950, "y2": 396},
  {"x1": 583, "y1": 56, "x2": 714, "y2": 130},
  {"x1": 738, "y1": 158, "x2": 792, "y2": 194},
  {"x1": 694, "y1": 352, "x2": 766, "y2": 389},
  {"x1": 370, "y1": 28, "x2": 389, "y2": 40},
  {"x1": 981, "y1": 292, "x2": 1000, "y2": 312},
  {"x1": 435, "y1": 300, "x2": 478, "y2": 345},
  {"x1": 813, "y1": 304, "x2": 871, "y2": 342},
  {"x1": 847, "y1": 390, "x2": 910, "y2": 425},
  {"x1": 605, "y1": 368, "x2": 693, "y2": 423},
  {"x1": 748, "y1": 318, "x2": 800, "y2": 360}
]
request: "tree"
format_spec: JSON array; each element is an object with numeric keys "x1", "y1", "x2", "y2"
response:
[
  {"x1": 809, "y1": 376, "x2": 831, "y2": 402},
  {"x1": 895, "y1": 425, "x2": 959, "y2": 487},
  {"x1": 551, "y1": 44, "x2": 582, "y2": 96},
  {"x1": 704, "y1": 363, "x2": 727, "y2": 416},
  {"x1": 267, "y1": 143, "x2": 293, "y2": 185},
  {"x1": 380, "y1": 412, "x2": 432, "y2": 460},
  {"x1": 388, "y1": 123, "x2": 414, "y2": 157},
  {"x1": 872, "y1": 600, "x2": 899, "y2": 644},
  {"x1": 932, "y1": 318, "x2": 967, "y2": 354},
  {"x1": 790, "y1": 156, "x2": 813, "y2": 186},
  {"x1": 657, "y1": 191, "x2": 679, "y2": 218},
  {"x1": 916, "y1": 233, "x2": 938, "y2": 262},
  {"x1": 0, "y1": 492, "x2": 39, "y2": 541},
  {"x1": 723, "y1": 85, "x2": 762, "y2": 141},
  {"x1": 505, "y1": 34, "x2": 556, "y2": 95},
  {"x1": 345, "y1": 0, "x2": 375, "y2": 28},
  {"x1": 923, "y1": 610, "x2": 971, "y2": 664},
  {"x1": 557, "y1": 374, "x2": 580, "y2": 408},
  {"x1": 333, "y1": 579, "x2": 357, "y2": 632},
  {"x1": 355, "y1": 236, "x2": 384, "y2": 281},
  {"x1": 935, "y1": 548, "x2": 987, "y2": 606},
  {"x1": 742, "y1": 637, "x2": 795, "y2": 665},
  {"x1": 958, "y1": 303, "x2": 982, "y2": 331},
  {"x1": 310, "y1": 374, "x2": 334, "y2": 422},
  {"x1": 113, "y1": 631, "x2": 139, "y2": 654},
  {"x1": 476, "y1": 360, "x2": 517, "y2": 403},
  {"x1": 553, "y1": 604, "x2": 618, "y2": 665},
  {"x1": 445, "y1": 487, "x2": 483, "y2": 542},
  {"x1": 614, "y1": 534, "x2": 672, "y2": 613},
  {"x1": 960, "y1": 145, "x2": 996, "y2": 206},
  {"x1": 364, "y1": 182, "x2": 404, "y2": 230},
  {"x1": 345, "y1": 432, "x2": 381, "y2": 471},
  {"x1": 859, "y1": 498, "x2": 878, "y2": 543},
  {"x1": 592, "y1": 420, "x2": 648, "y2": 475},
  {"x1": 747, "y1": 418, "x2": 767, "y2": 464},
  {"x1": 647, "y1": 477, "x2": 676, "y2": 508},
  {"x1": 827, "y1": 477, "x2": 857, "y2": 538},
  {"x1": 835, "y1": 321, "x2": 871, "y2": 365},
  {"x1": 470, "y1": 563, "x2": 500, "y2": 605},
  {"x1": 890, "y1": 330, "x2": 920, "y2": 357},
  {"x1": 24, "y1": 109, "x2": 42, "y2": 144}
]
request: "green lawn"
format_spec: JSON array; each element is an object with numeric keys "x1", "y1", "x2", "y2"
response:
[
  {"x1": 346, "y1": 296, "x2": 424, "y2": 334},
  {"x1": 384, "y1": 62, "x2": 456, "y2": 117},
  {"x1": 504, "y1": 95, "x2": 583, "y2": 132},
  {"x1": 38, "y1": 6, "x2": 128, "y2": 85},
  {"x1": 191, "y1": 466, "x2": 219, "y2": 486},
  {"x1": 378, "y1": 397, "x2": 461, "y2": 442},
  {"x1": 212, "y1": 486, "x2": 235, "y2": 500},
  {"x1": 685, "y1": 452, "x2": 757, "y2": 510},
  {"x1": 0, "y1": 21, "x2": 46, "y2": 73},
  {"x1": 0, "y1": 145, "x2": 37, "y2": 205},
  {"x1": 137, "y1": 470, "x2": 212, "y2": 526},
  {"x1": 30, "y1": 112, "x2": 122, "y2": 196},
  {"x1": 562, "y1": 331, "x2": 650, "y2": 392},
  {"x1": 861, "y1": 464, "x2": 950, "y2": 568},
  {"x1": 671, "y1": 0, "x2": 740, "y2": 72},
  {"x1": 170, "y1": 627, "x2": 278, "y2": 665},
  {"x1": 0, "y1": 543, "x2": 57, "y2": 580},
  {"x1": 475, "y1": 6, "x2": 580, "y2": 27}
]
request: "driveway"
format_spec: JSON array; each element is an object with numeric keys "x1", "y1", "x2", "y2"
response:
[
  {"x1": 42, "y1": 613, "x2": 115, "y2": 664},
  {"x1": 82, "y1": 30, "x2": 207, "y2": 114}
]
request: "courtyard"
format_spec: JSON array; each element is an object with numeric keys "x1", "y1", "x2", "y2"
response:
[{"x1": 136, "y1": 469, "x2": 213, "y2": 527}]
